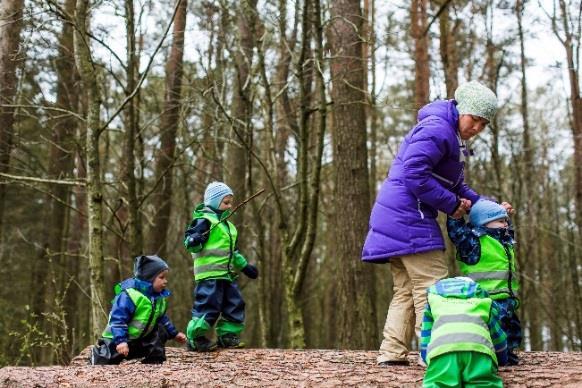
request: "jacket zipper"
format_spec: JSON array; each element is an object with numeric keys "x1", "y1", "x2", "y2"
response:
[
  {"x1": 224, "y1": 221, "x2": 233, "y2": 274},
  {"x1": 503, "y1": 243, "x2": 515, "y2": 297},
  {"x1": 417, "y1": 199, "x2": 425, "y2": 220},
  {"x1": 431, "y1": 172, "x2": 454, "y2": 185},
  {"x1": 138, "y1": 297, "x2": 157, "y2": 339}
]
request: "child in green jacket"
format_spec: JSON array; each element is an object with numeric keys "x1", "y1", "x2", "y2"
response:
[
  {"x1": 184, "y1": 182, "x2": 258, "y2": 351},
  {"x1": 420, "y1": 277, "x2": 508, "y2": 388}
]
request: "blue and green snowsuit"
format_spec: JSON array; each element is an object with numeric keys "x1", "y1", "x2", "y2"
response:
[
  {"x1": 447, "y1": 216, "x2": 522, "y2": 365},
  {"x1": 184, "y1": 204, "x2": 250, "y2": 343},
  {"x1": 420, "y1": 277, "x2": 508, "y2": 388},
  {"x1": 91, "y1": 278, "x2": 178, "y2": 365}
]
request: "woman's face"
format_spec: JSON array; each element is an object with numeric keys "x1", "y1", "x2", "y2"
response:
[{"x1": 459, "y1": 115, "x2": 489, "y2": 140}]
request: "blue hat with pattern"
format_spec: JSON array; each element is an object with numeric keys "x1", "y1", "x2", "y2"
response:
[
  {"x1": 204, "y1": 182, "x2": 233, "y2": 210},
  {"x1": 469, "y1": 199, "x2": 507, "y2": 227},
  {"x1": 455, "y1": 81, "x2": 498, "y2": 122}
]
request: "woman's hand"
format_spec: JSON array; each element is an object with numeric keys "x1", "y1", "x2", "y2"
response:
[
  {"x1": 501, "y1": 201, "x2": 515, "y2": 215},
  {"x1": 451, "y1": 198, "x2": 472, "y2": 219}
]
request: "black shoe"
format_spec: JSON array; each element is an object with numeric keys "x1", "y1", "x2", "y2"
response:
[
  {"x1": 187, "y1": 336, "x2": 217, "y2": 352},
  {"x1": 378, "y1": 359, "x2": 410, "y2": 366},
  {"x1": 508, "y1": 352, "x2": 519, "y2": 366},
  {"x1": 217, "y1": 333, "x2": 245, "y2": 348}
]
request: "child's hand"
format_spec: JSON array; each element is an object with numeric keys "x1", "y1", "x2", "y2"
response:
[
  {"x1": 116, "y1": 342, "x2": 129, "y2": 356},
  {"x1": 500, "y1": 201, "x2": 515, "y2": 215},
  {"x1": 174, "y1": 332, "x2": 187, "y2": 344}
]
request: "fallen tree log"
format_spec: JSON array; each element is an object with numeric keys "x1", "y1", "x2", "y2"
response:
[{"x1": 0, "y1": 348, "x2": 581, "y2": 387}]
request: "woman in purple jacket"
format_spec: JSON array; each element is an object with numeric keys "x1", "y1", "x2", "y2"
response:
[{"x1": 362, "y1": 81, "x2": 498, "y2": 366}]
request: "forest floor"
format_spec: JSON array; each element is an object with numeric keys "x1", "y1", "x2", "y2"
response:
[{"x1": 0, "y1": 348, "x2": 581, "y2": 387}]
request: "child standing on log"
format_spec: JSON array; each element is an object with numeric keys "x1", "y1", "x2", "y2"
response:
[
  {"x1": 183, "y1": 182, "x2": 258, "y2": 351},
  {"x1": 447, "y1": 199, "x2": 522, "y2": 365},
  {"x1": 90, "y1": 255, "x2": 186, "y2": 365},
  {"x1": 420, "y1": 277, "x2": 508, "y2": 387}
]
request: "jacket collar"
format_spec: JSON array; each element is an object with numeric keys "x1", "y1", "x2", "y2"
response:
[{"x1": 118, "y1": 278, "x2": 171, "y2": 299}]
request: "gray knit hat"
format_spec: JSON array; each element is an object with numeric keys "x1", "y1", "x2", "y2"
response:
[
  {"x1": 204, "y1": 182, "x2": 233, "y2": 210},
  {"x1": 134, "y1": 255, "x2": 169, "y2": 283},
  {"x1": 454, "y1": 81, "x2": 498, "y2": 122}
]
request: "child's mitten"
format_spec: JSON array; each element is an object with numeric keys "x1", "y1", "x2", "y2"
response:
[{"x1": 242, "y1": 264, "x2": 259, "y2": 279}]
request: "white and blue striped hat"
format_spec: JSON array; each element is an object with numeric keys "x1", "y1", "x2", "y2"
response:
[{"x1": 204, "y1": 182, "x2": 233, "y2": 210}]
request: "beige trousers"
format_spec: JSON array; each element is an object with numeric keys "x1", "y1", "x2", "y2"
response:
[{"x1": 377, "y1": 250, "x2": 448, "y2": 363}]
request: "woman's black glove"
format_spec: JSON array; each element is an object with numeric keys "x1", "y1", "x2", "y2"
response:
[{"x1": 242, "y1": 264, "x2": 259, "y2": 279}]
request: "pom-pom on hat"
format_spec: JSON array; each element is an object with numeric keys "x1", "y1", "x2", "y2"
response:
[
  {"x1": 204, "y1": 182, "x2": 233, "y2": 210},
  {"x1": 134, "y1": 255, "x2": 169, "y2": 283},
  {"x1": 469, "y1": 199, "x2": 508, "y2": 227},
  {"x1": 454, "y1": 81, "x2": 498, "y2": 122}
]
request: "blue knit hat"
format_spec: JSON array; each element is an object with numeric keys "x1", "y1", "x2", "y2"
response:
[
  {"x1": 469, "y1": 199, "x2": 508, "y2": 227},
  {"x1": 204, "y1": 182, "x2": 233, "y2": 210},
  {"x1": 455, "y1": 81, "x2": 498, "y2": 122}
]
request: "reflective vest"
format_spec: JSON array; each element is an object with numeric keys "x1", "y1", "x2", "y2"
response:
[
  {"x1": 102, "y1": 286, "x2": 167, "y2": 340},
  {"x1": 426, "y1": 293, "x2": 497, "y2": 365},
  {"x1": 458, "y1": 235, "x2": 519, "y2": 300},
  {"x1": 192, "y1": 210, "x2": 238, "y2": 281}
]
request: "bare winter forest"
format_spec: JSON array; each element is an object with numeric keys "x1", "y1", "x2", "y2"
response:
[{"x1": 0, "y1": 0, "x2": 581, "y2": 369}]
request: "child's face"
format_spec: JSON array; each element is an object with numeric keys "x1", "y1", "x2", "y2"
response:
[
  {"x1": 219, "y1": 195, "x2": 234, "y2": 211},
  {"x1": 152, "y1": 270, "x2": 169, "y2": 293},
  {"x1": 485, "y1": 217, "x2": 508, "y2": 229}
]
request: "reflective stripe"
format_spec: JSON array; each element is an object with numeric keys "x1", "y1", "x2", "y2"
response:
[
  {"x1": 467, "y1": 271, "x2": 509, "y2": 281},
  {"x1": 427, "y1": 333, "x2": 495, "y2": 355},
  {"x1": 432, "y1": 314, "x2": 488, "y2": 333},
  {"x1": 129, "y1": 320, "x2": 147, "y2": 332},
  {"x1": 195, "y1": 263, "x2": 230, "y2": 274},
  {"x1": 194, "y1": 249, "x2": 231, "y2": 258}
]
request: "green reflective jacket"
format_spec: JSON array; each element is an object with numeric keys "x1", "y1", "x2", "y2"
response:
[
  {"x1": 102, "y1": 286, "x2": 167, "y2": 340},
  {"x1": 458, "y1": 235, "x2": 519, "y2": 300},
  {"x1": 189, "y1": 204, "x2": 248, "y2": 282},
  {"x1": 426, "y1": 292, "x2": 497, "y2": 365}
]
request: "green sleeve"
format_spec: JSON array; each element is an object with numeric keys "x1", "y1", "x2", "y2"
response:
[{"x1": 233, "y1": 251, "x2": 248, "y2": 271}]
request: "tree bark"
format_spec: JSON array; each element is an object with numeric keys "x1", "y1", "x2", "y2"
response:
[
  {"x1": 329, "y1": 0, "x2": 377, "y2": 349},
  {"x1": 0, "y1": 0, "x2": 24, "y2": 256}
]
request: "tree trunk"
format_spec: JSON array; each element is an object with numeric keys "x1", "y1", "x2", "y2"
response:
[
  {"x1": 555, "y1": 0, "x2": 582, "y2": 345},
  {"x1": 120, "y1": 0, "x2": 143, "y2": 260},
  {"x1": 329, "y1": 0, "x2": 377, "y2": 349},
  {"x1": 149, "y1": 0, "x2": 187, "y2": 257},
  {"x1": 410, "y1": 0, "x2": 430, "y2": 109},
  {"x1": 44, "y1": 0, "x2": 79, "y2": 363},
  {"x1": 74, "y1": 0, "x2": 106, "y2": 339},
  {"x1": 0, "y1": 0, "x2": 24, "y2": 255},
  {"x1": 436, "y1": 0, "x2": 458, "y2": 98},
  {"x1": 226, "y1": 0, "x2": 256, "y2": 222}
]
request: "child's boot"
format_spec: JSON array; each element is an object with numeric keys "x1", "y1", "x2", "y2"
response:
[
  {"x1": 217, "y1": 333, "x2": 244, "y2": 349},
  {"x1": 508, "y1": 351, "x2": 519, "y2": 365},
  {"x1": 187, "y1": 336, "x2": 217, "y2": 352}
]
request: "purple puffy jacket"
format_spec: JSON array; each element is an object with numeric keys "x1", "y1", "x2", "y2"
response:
[{"x1": 362, "y1": 100, "x2": 480, "y2": 263}]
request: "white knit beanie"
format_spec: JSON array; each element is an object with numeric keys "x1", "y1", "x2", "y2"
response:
[{"x1": 454, "y1": 81, "x2": 498, "y2": 122}]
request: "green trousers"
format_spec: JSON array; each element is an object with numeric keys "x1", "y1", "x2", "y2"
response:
[{"x1": 423, "y1": 352, "x2": 504, "y2": 388}]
